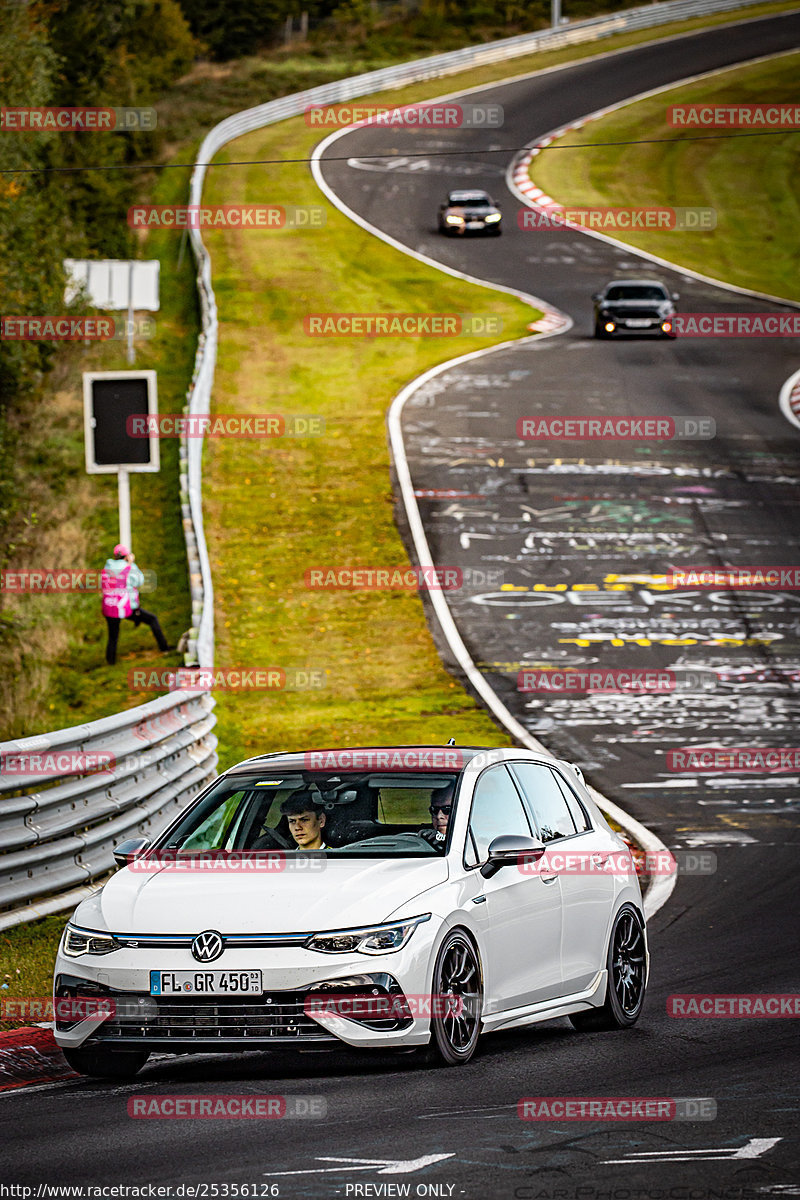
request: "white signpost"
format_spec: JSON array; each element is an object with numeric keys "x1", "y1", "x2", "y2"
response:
[
  {"x1": 65, "y1": 259, "x2": 160, "y2": 364},
  {"x1": 83, "y1": 370, "x2": 160, "y2": 551}
]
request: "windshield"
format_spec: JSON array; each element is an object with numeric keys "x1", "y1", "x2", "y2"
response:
[
  {"x1": 605, "y1": 285, "x2": 668, "y2": 301},
  {"x1": 448, "y1": 192, "x2": 491, "y2": 207},
  {"x1": 157, "y1": 771, "x2": 460, "y2": 858}
]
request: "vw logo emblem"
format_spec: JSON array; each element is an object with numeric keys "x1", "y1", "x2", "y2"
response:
[{"x1": 191, "y1": 930, "x2": 224, "y2": 962}]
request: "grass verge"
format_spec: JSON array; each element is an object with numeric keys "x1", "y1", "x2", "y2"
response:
[
  {"x1": 186, "y1": 115, "x2": 538, "y2": 769},
  {"x1": 529, "y1": 49, "x2": 800, "y2": 300}
]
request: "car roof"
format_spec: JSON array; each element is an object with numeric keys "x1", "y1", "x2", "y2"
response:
[
  {"x1": 225, "y1": 745, "x2": 493, "y2": 775},
  {"x1": 448, "y1": 190, "x2": 491, "y2": 201},
  {"x1": 222, "y1": 745, "x2": 571, "y2": 777},
  {"x1": 603, "y1": 278, "x2": 668, "y2": 288}
]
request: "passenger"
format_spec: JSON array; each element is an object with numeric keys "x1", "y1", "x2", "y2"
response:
[{"x1": 418, "y1": 782, "x2": 454, "y2": 850}]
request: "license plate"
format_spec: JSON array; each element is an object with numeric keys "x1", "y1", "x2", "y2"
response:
[
  {"x1": 466, "y1": 221, "x2": 484, "y2": 229},
  {"x1": 625, "y1": 319, "x2": 653, "y2": 327},
  {"x1": 150, "y1": 970, "x2": 262, "y2": 996}
]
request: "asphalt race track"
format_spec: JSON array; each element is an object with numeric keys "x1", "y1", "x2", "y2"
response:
[{"x1": 3, "y1": 12, "x2": 799, "y2": 1198}]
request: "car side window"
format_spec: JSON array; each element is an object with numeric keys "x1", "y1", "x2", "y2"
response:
[
  {"x1": 467, "y1": 765, "x2": 532, "y2": 865},
  {"x1": 510, "y1": 764, "x2": 578, "y2": 843},
  {"x1": 552, "y1": 770, "x2": 591, "y2": 833}
]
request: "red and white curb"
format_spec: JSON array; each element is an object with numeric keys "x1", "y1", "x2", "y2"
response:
[
  {"x1": 527, "y1": 310, "x2": 569, "y2": 333},
  {"x1": 514, "y1": 115, "x2": 604, "y2": 335},
  {"x1": 511, "y1": 110, "x2": 607, "y2": 218},
  {"x1": 0, "y1": 1026, "x2": 75, "y2": 1092},
  {"x1": 511, "y1": 137, "x2": 574, "y2": 335}
]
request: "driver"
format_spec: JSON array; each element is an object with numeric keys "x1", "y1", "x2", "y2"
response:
[
  {"x1": 418, "y1": 782, "x2": 454, "y2": 851},
  {"x1": 280, "y1": 792, "x2": 329, "y2": 850}
]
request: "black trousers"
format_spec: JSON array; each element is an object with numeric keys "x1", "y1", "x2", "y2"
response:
[{"x1": 105, "y1": 608, "x2": 168, "y2": 665}]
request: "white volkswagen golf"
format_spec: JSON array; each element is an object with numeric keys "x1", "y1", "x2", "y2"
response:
[{"x1": 53, "y1": 745, "x2": 648, "y2": 1077}]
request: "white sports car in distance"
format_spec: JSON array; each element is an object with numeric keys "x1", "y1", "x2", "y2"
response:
[{"x1": 54, "y1": 745, "x2": 648, "y2": 1077}]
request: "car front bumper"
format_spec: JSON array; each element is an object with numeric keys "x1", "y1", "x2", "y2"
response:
[
  {"x1": 599, "y1": 314, "x2": 673, "y2": 333},
  {"x1": 53, "y1": 928, "x2": 441, "y2": 1053}
]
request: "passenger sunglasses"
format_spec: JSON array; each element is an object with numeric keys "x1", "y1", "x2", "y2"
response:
[{"x1": 429, "y1": 804, "x2": 452, "y2": 815}]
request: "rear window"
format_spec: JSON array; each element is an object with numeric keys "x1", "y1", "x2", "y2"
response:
[{"x1": 509, "y1": 763, "x2": 578, "y2": 843}]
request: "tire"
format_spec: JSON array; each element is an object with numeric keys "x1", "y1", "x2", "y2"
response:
[
  {"x1": 428, "y1": 929, "x2": 483, "y2": 1066},
  {"x1": 594, "y1": 321, "x2": 607, "y2": 339},
  {"x1": 63, "y1": 1044, "x2": 150, "y2": 1079},
  {"x1": 569, "y1": 905, "x2": 646, "y2": 1032}
]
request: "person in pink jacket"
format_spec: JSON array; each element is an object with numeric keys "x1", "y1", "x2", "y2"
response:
[{"x1": 101, "y1": 544, "x2": 169, "y2": 665}]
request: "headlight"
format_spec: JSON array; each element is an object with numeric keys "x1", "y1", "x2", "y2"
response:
[
  {"x1": 484, "y1": 213, "x2": 501, "y2": 223},
  {"x1": 63, "y1": 924, "x2": 120, "y2": 958},
  {"x1": 306, "y1": 915, "x2": 430, "y2": 955},
  {"x1": 445, "y1": 214, "x2": 464, "y2": 225}
]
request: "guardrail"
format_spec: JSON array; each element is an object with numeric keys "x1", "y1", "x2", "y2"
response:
[
  {"x1": 0, "y1": 693, "x2": 218, "y2": 929},
  {"x1": 0, "y1": 0, "x2": 772, "y2": 929}
]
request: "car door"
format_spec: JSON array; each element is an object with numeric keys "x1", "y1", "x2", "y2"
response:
[
  {"x1": 466, "y1": 764, "x2": 563, "y2": 1010},
  {"x1": 510, "y1": 762, "x2": 616, "y2": 995}
]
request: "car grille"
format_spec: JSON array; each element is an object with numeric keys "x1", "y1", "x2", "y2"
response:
[{"x1": 91, "y1": 992, "x2": 337, "y2": 1045}]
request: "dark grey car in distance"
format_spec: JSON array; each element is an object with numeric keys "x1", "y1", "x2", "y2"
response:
[{"x1": 592, "y1": 280, "x2": 678, "y2": 338}]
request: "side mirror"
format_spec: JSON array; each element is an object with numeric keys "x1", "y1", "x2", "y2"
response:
[
  {"x1": 591, "y1": 293, "x2": 601, "y2": 302},
  {"x1": 480, "y1": 834, "x2": 545, "y2": 879},
  {"x1": 671, "y1": 292, "x2": 680, "y2": 301},
  {"x1": 113, "y1": 837, "x2": 151, "y2": 867}
]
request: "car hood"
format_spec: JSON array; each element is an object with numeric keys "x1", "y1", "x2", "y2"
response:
[{"x1": 75, "y1": 857, "x2": 449, "y2": 934}]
